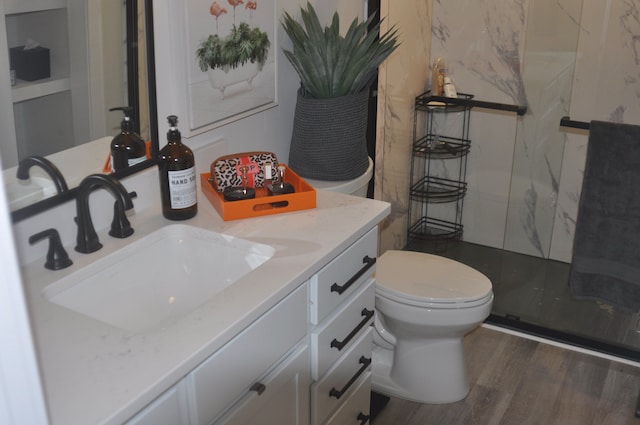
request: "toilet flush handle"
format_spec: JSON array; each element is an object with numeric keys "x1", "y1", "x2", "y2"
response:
[{"x1": 331, "y1": 255, "x2": 376, "y2": 295}]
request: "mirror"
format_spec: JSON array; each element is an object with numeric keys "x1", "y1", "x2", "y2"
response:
[{"x1": 3, "y1": 0, "x2": 158, "y2": 221}]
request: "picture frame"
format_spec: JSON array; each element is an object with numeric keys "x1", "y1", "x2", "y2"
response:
[{"x1": 181, "y1": 0, "x2": 277, "y2": 134}]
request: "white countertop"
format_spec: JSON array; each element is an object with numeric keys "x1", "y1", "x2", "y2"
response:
[{"x1": 20, "y1": 189, "x2": 390, "y2": 425}]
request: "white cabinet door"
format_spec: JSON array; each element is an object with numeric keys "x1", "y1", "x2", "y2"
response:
[
  {"x1": 125, "y1": 382, "x2": 189, "y2": 425},
  {"x1": 216, "y1": 344, "x2": 310, "y2": 425},
  {"x1": 188, "y1": 284, "x2": 307, "y2": 425}
]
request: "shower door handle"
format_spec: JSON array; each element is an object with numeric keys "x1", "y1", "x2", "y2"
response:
[{"x1": 331, "y1": 256, "x2": 376, "y2": 295}]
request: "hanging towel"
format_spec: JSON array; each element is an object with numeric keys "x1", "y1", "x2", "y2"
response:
[{"x1": 568, "y1": 120, "x2": 640, "y2": 312}]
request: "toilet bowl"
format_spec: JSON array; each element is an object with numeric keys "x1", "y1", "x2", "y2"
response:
[
  {"x1": 304, "y1": 157, "x2": 373, "y2": 197},
  {"x1": 372, "y1": 250, "x2": 493, "y2": 404}
]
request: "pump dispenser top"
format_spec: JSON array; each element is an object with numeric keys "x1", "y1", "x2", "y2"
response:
[
  {"x1": 167, "y1": 115, "x2": 180, "y2": 141},
  {"x1": 109, "y1": 106, "x2": 146, "y2": 172}
]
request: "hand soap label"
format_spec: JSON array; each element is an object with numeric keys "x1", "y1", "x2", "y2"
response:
[{"x1": 168, "y1": 166, "x2": 197, "y2": 209}]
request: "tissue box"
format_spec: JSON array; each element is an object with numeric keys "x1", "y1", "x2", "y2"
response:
[{"x1": 10, "y1": 46, "x2": 50, "y2": 81}]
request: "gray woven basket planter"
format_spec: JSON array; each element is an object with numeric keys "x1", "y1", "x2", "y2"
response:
[{"x1": 288, "y1": 88, "x2": 369, "y2": 181}]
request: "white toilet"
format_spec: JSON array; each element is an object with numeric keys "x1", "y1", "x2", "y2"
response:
[
  {"x1": 303, "y1": 157, "x2": 373, "y2": 197},
  {"x1": 372, "y1": 250, "x2": 493, "y2": 404},
  {"x1": 305, "y1": 162, "x2": 492, "y2": 404}
]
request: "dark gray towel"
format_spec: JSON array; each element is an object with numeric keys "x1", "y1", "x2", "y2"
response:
[{"x1": 568, "y1": 120, "x2": 640, "y2": 311}]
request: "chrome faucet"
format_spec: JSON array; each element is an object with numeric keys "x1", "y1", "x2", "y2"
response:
[
  {"x1": 16, "y1": 155, "x2": 69, "y2": 194},
  {"x1": 75, "y1": 174, "x2": 134, "y2": 254}
]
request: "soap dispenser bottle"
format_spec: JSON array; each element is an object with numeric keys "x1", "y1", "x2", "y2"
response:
[
  {"x1": 157, "y1": 115, "x2": 197, "y2": 220},
  {"x1": 109, "y1": 106, "x2": 147, "y2": 172},
  {"x1": 430, "y1": 57, "x2": 446, "y2": 96}
]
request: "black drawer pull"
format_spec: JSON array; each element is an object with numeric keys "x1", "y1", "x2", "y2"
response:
[
  {"x1": 330, "y1": 308, "x2": 374, "y2": 351},
  {"x1": 357, "y1": 412, "x2": 371, "y2": 425},
  {"x1": 249, "y1": 382, "x2": 266, "y2": 395},
  {"x1": 329, "y1": 356, "x2": 371, "y2": 400},
  {"x1": 331, "y1": 256, "x2": 376, "y2": 295}
]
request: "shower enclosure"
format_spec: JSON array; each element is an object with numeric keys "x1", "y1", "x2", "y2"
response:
[{"x1": 414, "y1": 0, "x2": 640, "y2": 359}]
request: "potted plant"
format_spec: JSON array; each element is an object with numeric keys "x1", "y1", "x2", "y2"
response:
[
  {"x1": 196, "y1": 1, "x2": 270, "y2": 93},
  {"x1": 282, "y1": 2, "x2": 399, "y2": 181}
]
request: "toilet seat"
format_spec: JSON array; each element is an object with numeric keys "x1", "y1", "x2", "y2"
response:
[{"x1": 375, "y1": 250, "x2": 492, "y2": 309}]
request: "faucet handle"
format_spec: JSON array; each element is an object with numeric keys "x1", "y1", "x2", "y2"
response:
[
  {"x1": 109, "y1": 191, "x2": 137, "y2": 238},
  {"x1": 29, "y1": 228, "x2": 73, "y2": 270}
]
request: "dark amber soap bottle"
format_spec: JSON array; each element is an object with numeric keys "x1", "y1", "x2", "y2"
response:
[
  {"x1": 109, "y1": 106, "x2": 146, "y2": 172},
  {"x1": 157, "y1": 115, "x2": 197, "y2": 220}
]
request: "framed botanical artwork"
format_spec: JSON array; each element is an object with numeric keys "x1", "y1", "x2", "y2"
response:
[{"x1": 182, "y1": 0, "x2": 277, "y2": 133}]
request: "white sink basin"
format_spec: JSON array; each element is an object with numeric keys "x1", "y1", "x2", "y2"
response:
[
  {"x1": 43, "y1": 224, "x2": 274, "y2": 332},
  {"x1": 7, "y1": 176, "x2": 58, "y2": 211}
]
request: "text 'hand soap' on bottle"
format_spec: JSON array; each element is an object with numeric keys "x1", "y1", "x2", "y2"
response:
[
  {"x1": 157, "y1": 115, "x2": 197, "y2": 220},
  {"x1": 109, "y1": 106, "x2": 147, "y2": 172}
]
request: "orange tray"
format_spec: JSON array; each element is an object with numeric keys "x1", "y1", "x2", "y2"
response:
[{"x1": 201, "y1": 165, "x2": 316, "y2": 221}]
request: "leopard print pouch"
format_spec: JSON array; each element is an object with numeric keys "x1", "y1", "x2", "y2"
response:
[{"x1": 209, "y1": 151, "x2": 279, "y2": 192}]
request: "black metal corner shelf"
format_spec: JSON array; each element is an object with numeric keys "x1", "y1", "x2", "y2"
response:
[
  {"x1": 410, "y1": 176, "x2": 467, "y2": 203},
  {"x1": 416, "y1": 91, "x2": 527, "y2": 116},
  {"x1": 408, "y1": 217, "x2": 463, "y2": 241},
  {"x1": 415, "y1": 92, "x2": 475, "y2": 113},
  {"x1": 413, "y1": 134, "x2": 471, "y2": 159},
  {"x1": 408, "y1": 91, "x2": 472, "y2": 249},
  {"x1": 407, "y1": 91, "x2": 526, "y2": 250}
]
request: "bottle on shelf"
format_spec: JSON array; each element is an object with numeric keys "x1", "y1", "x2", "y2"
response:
[
  {"x1": 430, "y1": 57, "x2": 446, "y2": 96},
  {"x1": 157, "y1": 115, "x2": 197, "y2": 220},
  {"x1": 443, "y1": 77, "x2": 458, "y2": 98},
  {"x1": 109, "y1": 106, "x2": 147, "y2": 172}
]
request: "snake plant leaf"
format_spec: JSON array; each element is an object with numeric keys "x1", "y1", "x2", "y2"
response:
[{"x1": 281, "y1": 2, "x2": 400, "y2": 98}]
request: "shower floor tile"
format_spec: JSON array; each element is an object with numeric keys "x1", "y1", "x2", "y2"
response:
[{"x1": 404, "y1": 239, "x2": 640, "y2": 355}]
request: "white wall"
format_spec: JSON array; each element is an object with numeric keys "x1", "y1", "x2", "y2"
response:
[
  {"x1": 153, "y1": 0, "x2": 365, "y2": 164},
  {"x1": 0, "y1": 172, "x2": 49, "y2": 424}
]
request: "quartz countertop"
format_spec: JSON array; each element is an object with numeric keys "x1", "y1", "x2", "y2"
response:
[{"x1": 20, "y1": 189, "x2": 390, "y2": 425}]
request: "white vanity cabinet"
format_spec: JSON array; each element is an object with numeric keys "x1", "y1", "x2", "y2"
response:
[
  {"x1": 121, "y1": 225, "x2": 382, "y2": 425},
  {"x1": 187, "y1": 283, "x2": 308, "y2": 425},
  {"x1": 214, "y1": 344, "x2": 309, "y2": 425},
  {"x1": 309, "y1": 227, "x2": 378, "y2": 425},
  {"x1": 124, "y1": 283, "x2": 309, "y2": 425}
]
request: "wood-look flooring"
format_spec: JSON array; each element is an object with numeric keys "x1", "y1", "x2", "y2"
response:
[{"x1": 371, "y1": 327, "x2": 640, "y2": 425}]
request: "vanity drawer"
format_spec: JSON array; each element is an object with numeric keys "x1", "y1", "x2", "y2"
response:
[
  {"x1": 310, "y1": 227, "x2": 377, "y2": 325},
  {"x1": 311, "y1": 278, "x2": 375, "y2": 379},
  {"x1": 312, "y1": 328, "x2": 373, "y2": 425},
  {"x1": 187, "y1": 284, "x2": 307, "y2": 425},
  {"x1": 323, "y1": 372, "x2": 372, "y2": 425}
]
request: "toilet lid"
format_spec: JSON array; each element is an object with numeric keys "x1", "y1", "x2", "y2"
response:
[{"x1": 375, "y1": 250, "x2": 492, "y2": 306}]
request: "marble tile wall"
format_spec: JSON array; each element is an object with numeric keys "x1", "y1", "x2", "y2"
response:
[
  {"x1": 550, "y1": 0, "x2": 640, "y2": 262},
  {"x1": 377, "y1": 0, "x2": 640, "y2": 263}
]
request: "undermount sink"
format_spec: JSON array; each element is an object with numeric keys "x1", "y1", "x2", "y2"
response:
[{"x1": 43, "y1": 224, "x2": 274, "y2": 332}]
